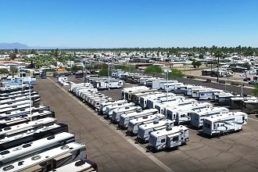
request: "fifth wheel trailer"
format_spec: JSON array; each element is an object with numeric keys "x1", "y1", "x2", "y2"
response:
[{"x1": 201, "y1": 112, "x2": 248, "y2": 136}]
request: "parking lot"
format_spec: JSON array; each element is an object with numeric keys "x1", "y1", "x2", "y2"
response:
[{"x1": 36, "y1": 78, "x2": 258, "y2": 172}]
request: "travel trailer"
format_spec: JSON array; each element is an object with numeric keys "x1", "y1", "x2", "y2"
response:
[
  {"x1": 127, "y1": 113, "x2": 165, "y2": 135},
  {"x1": 0, "y1": 109, "x2": 54, "y2": 128},
  {"x1": 0, "y1": 132, "x2": 75, "y2": 165},
  {"x1": 1, "y1": 142, "x2": 87, "y2": 172},
  {"x1": 102, "y1": 102, "x2": 135, "y2": 116},
  {"x1": 111, "y1": 105, "x2": 142, "y2": 123},
  {"x1": 137, "y1": 119, "x2": 174, "y2": 142},
  {"x1": 0, "y1": 90, "x2": 38, "y2": 100},
  {"x1": 100, "y1": 100, "x2": 127, "y2": 114},
  {"x1": 0, "y1": 123, "x2": 68, "y2": 150},
  {"x1": 214, "y1": 92, "x2": 233, "y2": 106},
  {"x1": 190, "y1": 107, "x2": 229, "y2": 128},
  {"x1": 119, "y1": 109, "x2": 158, "y2": 128},
  {"x1": 50, "y1": 159, "x2": 98, "y2": 172},
  {"x1": 0, "y1": 94, "x2": 40, "y2": 105},
  {"x1": 202, "y1": 112, "x2": 248, "y2": 136},
  {"x1": 121, "y1": 86, "x2": 150, "y2": 100},
  {"x1": 149, "y1": 125, "x2": 189, "y2": 151}
]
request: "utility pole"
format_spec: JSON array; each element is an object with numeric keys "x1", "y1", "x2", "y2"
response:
[
  {"x1": 108, "y1": 63, "x2": 110, "y2": 90},
  {"x1": 217, "y1": 55, "x2": 220, "y2": 83}
]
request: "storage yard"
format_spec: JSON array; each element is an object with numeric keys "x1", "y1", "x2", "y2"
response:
[{"x1": 34, "y1": 77, "x2": 258, "y2": 172}]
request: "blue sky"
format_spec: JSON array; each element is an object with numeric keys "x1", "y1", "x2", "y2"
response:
[{"x1": 0, "y1": 0, "x2": 258, "y2": 48}]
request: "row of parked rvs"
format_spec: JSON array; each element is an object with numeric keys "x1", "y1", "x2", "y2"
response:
[
  {"x1": 122, "y1": 86, "x2": 248, "y2": 137},
  {"x1": 0, "y1": 79, "x2": 98, "y2": 171},
  {"x1": 86, "y1": 76, "x2": 124, "y2": 90},
  {"x1": 69, "y1": 83, "x2": 190, "y2": 151}
]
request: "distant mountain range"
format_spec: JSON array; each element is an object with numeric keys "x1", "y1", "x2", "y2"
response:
[{"x1": 0, "y1": 42, "x2": 29, "y2": 49}]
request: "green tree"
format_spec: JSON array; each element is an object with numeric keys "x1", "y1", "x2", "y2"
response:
[
  {"x1": 199, "y1": 54, "x2": 204, "y2": 59},
  {"x1": 0, "y1": 68, "x2": 9, "y2": 74},
  {"x1": 192, "y1": 59, "x2": 202, "y2": 68},
  {"x1": 168, "y1": 69, "x2": 184, "y2": 79},
  {"x1": 9, "y1": 53, "x2": 17, "y2": 60},
  {"x1": 98, "y1": 68, "x2": 109, "y2": 76},
  {"x1": 144, "y1": 65, "x2": 163, "y2": 75}
]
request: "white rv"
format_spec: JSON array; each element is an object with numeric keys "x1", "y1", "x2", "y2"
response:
[
  {"x1": 1, "y1": 142, "x2": 86, "y2": 172},
  {"x1": 202, "y1": 112, "x2": 248, "y2": 136},
  {"x1": 149, "y1": 125, "x2": 189, "y2": 151},
  {"x1": 166, "y1": 102, "x2": 212, "y2": 124},
  {"x1": 214, "y1": 92, "x2": 233, "y2": 106},
  {"x1": 127, "y1": 113, "x2": 165, "y2": 135},
  {"x1": 111, "y1": 105, "x2": 142, "y2": 123},
  {"x1": 186, "y1": 86, "x2": 203, "y2": 97},
  {"x1": 0, "y1": 123, "x2": 68, "y2": 150},
  {"x1": 51, "y1": 159, "x2": 97, "y2": 172},
  {"x1": 190, "y1": 107, "x2": 229, "y2": 128},
  {"x1": 0, "y1": 132, "x2": 75, "y2": 165},
  {"x1": 121, "y1": 86, "x2": 150, "y2": 101},
  {"x1": 103, "y1": 102, "x2": 135, "y2": 116},
  {"x1": 100, "y1": 100, "x2": 128, "y2": 114},
  {"x1": 119, "y1": 109, "x2": 158, "y2": 129},
  {"x1": 137, "y1": 119, "x2": 174, "y2": 142}
]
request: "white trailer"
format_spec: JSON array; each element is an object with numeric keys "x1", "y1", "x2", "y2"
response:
[
  {"x1": 197, "y1": 89, "x2": 223, "y2": 100},
  {"x1": 0, "y1": 109, "x2": 54, "y2": 128},
  {"x1": 137, "y1": 119, "x2": 174, "y2": 142},
  {"x1": 149, "y1": 125, "x2": 189, "y2": 151},
  {"x1": 0, "y1": 117, "x2": 56, "y2": 138},
  {"x1": 0, "y1": 132, "x2": 75, "y2": 165},
  {"x1": 214, "y1": 92, "x2": 233, "y2": 106},
  {"x1": 0, "y1": 90, "x2": 38, "y2": 100},
  {"x1": 152, "y1": 79, "x2": 178, "y2": 90},
  {"x1": 121, "y1": 86, "x2": 150, "y2": 100},
  {"x1": 0, "y1": 103, "x2": 32, "y2": 114},
  {"x1": 0, "y1": 100, "x2": 32, "y2": 112},
  {"x1": 0, "y1": 94, "x2": 40, "y2": 105},
  {"x1": 51, "y1": 159, "x2": 97, "y2": 172},
  {"x1": 190, "y1": 107, "x2": 229, "y2": 128},
  {"x1": 166, "y1": 102, "x2": 212, "y2": 124},
  {"x1": 131, "y1": 90, "x2": 159, "y2": 105},
  {"x1": 0, "y1": 122, "x2": 68, "y2": 150},
  {"x1": 139, "y1": 92, "x2": 174, "y2": 109},
  {"x1": 127, "y1": 113, "x2": 165, "y2": 135},
  {"x1": 202, "y1": 112, "x2": 248, "y2": 136},
  {"x1": 100, "y1": 100, "x2": 127, "y2": 114},
  {"x1": 186, "y1": 86, "x2": 203, "y2": 97},
  {"x1": 146, "y1": 94, "x2": 182, "y2": 109},
  {"x1": 106, "y1": 102, "x2": 135, "y2": 118},
  {"x1": 111, "y1": 105, "x2": 142, "y2": 123},
  {"x1": 1, "y1": 142, "x2": 87, "y2": 172},
  {"x1": 119, "y1": 109, "x2": 158, "y2": 129}
]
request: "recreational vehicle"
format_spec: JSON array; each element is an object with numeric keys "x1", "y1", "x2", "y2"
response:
[
  {"x1": 190, "y1": 107, "x2": 229, "y2": 128},
  {"x1": 127, "y1": 113, "x2": 165, "y2": 135},
  {"x1": 51, "y1": 159, "x2": 98, "y2": 172},
  {"x1": 121, "y1": 86, "x2": 149, "y2": 100},
  {"x1": 102, "y1": 102, "x2": 135, "y2": 116},
  {"x1": 0, "y1": 132, "x2": 75, "y2": 165},
  {"x1": 214, "y1": 92, "x2": 233, "y2": 106},
  {"x1": 119, "y1": 109, "x2": 158, "y2": 128},
  {"x1": 137, "y1": 119, "x2": 174, "y2": 142},
  {"x1": 0, "y1": 123, "x2": 68, "y2": 150},
  {"x1": 149, "y1": 125, "x2": 189, "y2": 151},
  {"x1": 1, "y1": 142, "x2": 86, "y2": 172},
  {"x1": 111, "y1": 105, "x2": 142, "y2": 123},
  {"x1": 202, "y1": 112, "x2": 248, "y2": 136},
  {"x1": 100, "y1": 100, "x2": 127, "y2": 114}
]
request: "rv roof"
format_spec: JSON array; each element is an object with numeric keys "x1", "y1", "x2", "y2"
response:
[{"x1": 150, "y1": 125, "x2": 188, "y2": 137}]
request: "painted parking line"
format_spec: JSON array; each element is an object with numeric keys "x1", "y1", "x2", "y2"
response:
[{"x1": 48, "y1": 78, "x2": 174, "y2": 172}]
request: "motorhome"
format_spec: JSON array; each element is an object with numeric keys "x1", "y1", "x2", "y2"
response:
[
  {"x1": 137, "y1": 119, "x2": 174, "y2": 142},
  {"x1": 0, "y1": 123, "x2": 68, "y2": 150},
  {"x1": 149, "y1": 125, "x2": 189, "y2": 151},
  {"x1": 202, "y1": 112, "x2": 248, "y2": 136},
  {"x1": 0, "y1": 132, "x2": 75, "y2": 165},
  {"x1": 190, "y1": 107, "x2": 229, "y2": 128},
  {"x1": 111, "y1": 105, "x2": 142, "y2": 123},
  {"x1": 1, "y1": 142, "x2": 86, "y2": 172},
  {"x1": 127, "y1": 113, "x2": 165, "y2": 135},
  {"x1": 119, "y1": 109, "x2": 158, "y2": 129}
]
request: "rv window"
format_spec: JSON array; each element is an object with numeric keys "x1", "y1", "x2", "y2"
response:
[
  {"x1": 173, "y1": 136, "x2": 179, "y2": 142},
  {"x1": 204, "y1": 123, "x2": 211, "y2": 129},
  {"x1": 31, "y1": 155, "x2": 41, "y2": 160},
  {"x1": 0, "y1": 150, "x2": 10, "y2": 155},
  {"x1": 3, "y1": 165, "x2": 14, "y2": 171},
  {"x1": 161, "y1": 138, "x2": 166, "y2": 143},
  {"x1": 22, "y1": 143, "x2": 31, "y2": 148},
  {"x1": 18, "y1": 161, "x2": 24, "y2": 166}
]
